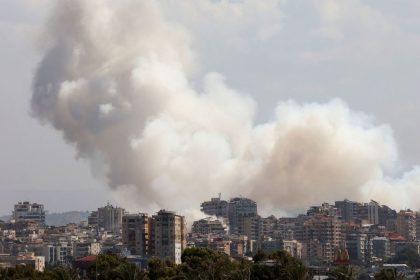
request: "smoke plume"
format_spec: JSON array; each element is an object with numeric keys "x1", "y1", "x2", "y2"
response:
[{"x1": 32, "y1": 0, "x2": 420, "y2": 215}]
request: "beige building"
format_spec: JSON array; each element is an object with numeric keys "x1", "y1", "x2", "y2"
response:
[
  {"x1": 13, "y1": 202, "x2": 45, "y2": 224},
  {"x1": 151, "y1": 210, "x2": 187, "y2": 264},
  {"x1": 299, "y1": 214, "x2": 342, "y2": 263},
  {"x1": 0, "y1": 252, "x2": 45, "y2": 272},
  {"x1": 396, "y1": 210, "x2": 416, "y2": 241}
]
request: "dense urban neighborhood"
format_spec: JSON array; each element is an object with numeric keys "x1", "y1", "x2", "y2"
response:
[{"x1": 1, "y1": 196, "x2": 420, "y2": 279}]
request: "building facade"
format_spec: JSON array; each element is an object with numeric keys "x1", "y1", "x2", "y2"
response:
[
  {"x1": 122, "y1": 213, "x2": 150, "y2": 256},
  {"x1": 151, "y1": 210, "x2": 187, "y2": 264},
  {"x1": 396, "y1": 210, "x2": 416, "y2": 241},
  {"x1": 13, "y1": 202, "x2": 45, "y2": 224}
]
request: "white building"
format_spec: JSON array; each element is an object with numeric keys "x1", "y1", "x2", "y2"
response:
[
  {"x1": 283, "y1": 240, "x2": 303, "y2": 259},
  {"x1": 43, "y1": 243, "x2": 72, "y2": 266},
  {"x1": 73, "y1": 242, "x2": 101, "y2": 259}
]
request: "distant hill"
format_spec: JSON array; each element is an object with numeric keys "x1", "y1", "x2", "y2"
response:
[
  {"x1": 0, "y1": 211, "x2": 90, "y2": 226},
  {"x1": 0, "y1": 215, "x2": 9, "y2": 222},
  {"x1": 46, "y1": 211, "x2": 90, "y2": 226}
]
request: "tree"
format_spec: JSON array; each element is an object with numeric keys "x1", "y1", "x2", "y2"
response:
[
  {"x1": 45, "y1": 267, "x2": 80, "y2": 280},
  {"x1": 110, "y1": 263, "x2": 147, "y2": 280},
  {"x1": 388, "y1": 247, "x2": 420, "y2": 269},
  {"x1": 0, "y1": 264, "x2": 41, "y2": 280},
  {"x1": 147, "y1": 257, "x2": 179, "y2": 280},
  {"x1": 251, "y1": 250, "x2": 311, "y2": 280},
  {"x1": 180, "y1": 247, "x2": 234, "y2": 280},
  {"x1": 374, "y1": 268, "x2": 406, "y2": 280},
  {"x1": 327, "y1": 266, "x2": 360, "y2": 280}
]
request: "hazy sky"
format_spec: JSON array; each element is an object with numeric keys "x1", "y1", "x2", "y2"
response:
[{"x1": 2, "y1": 0, "x2": 420, "y2": 215}]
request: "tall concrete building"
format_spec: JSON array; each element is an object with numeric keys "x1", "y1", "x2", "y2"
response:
[
  {"x1": 299, "y1": 214, "x2": 342, "y2": 263},
  {"x1": 237, "y1": 213, "x2": 261, "y2": 241},
  {"x1": 200, "y1": 194, "x2": 229, "y2": 222},
  {"x1": 346, "y1": 233, "x2": 371, "y2": 264},
  {"x1": 372, "y1": 237, "x2": 391, "y2": 260},
  {"x1": 356, "y1": 204, "x2": 369, "y2": 222},
  {"x1": 416, "y1": 212, "x2": 420, "y2": 241},
  {"x1": 89, "y1": 203, "x2": 125, "y2": 233},
  {"x1": 200, "y1": 195, "x2": 258, "y2": 233},
  {"x1": 335, "y1": 199, "x2": 358, "y2": 222},
  {"x1": 122, "y1": 213, "x2": 151, "y2": 256},
  {"x1": 87, "y1": 211, "x2": 98, "y2": 227},
  {"x1": 368, "y1": 201, "x2": 380, "y2": 225},
  {"x1": 378, "y1": 205, "x2": 397, "y2": 227},
  {"x1": 191, "y1": 218, "x2": 227, "y2": 235},
  {"x1": 307, "y1": 203, "x2": 340, "y2": 217},
  {"x1": 396, "y1": 210, "x2": 416, "y2": 241},
  {"x1": 228, "y1": 197, "x2": 257, "y2": 233},
  {"x1": 13, "y1": 202, "x2": 45, "y2": 224},
  {"x1": 151, "y1": 210, "x2": 187, "y2": 264}
]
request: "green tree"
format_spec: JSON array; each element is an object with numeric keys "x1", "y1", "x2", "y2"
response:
[
  {"x1": 45, "y1": 267, "x2": 80, "y2": 280},
  {"x1": 180, "y1": 247, "x2": 234, "y2": 280},
  {"x1": 388, "y1": 247, "x2": 420, "y2": 269},
  {"x1": 0, "y1": 264, "x2": 41, "y2": 280},
  {"x1": 147, "y1": 257, "x2": 179, "y2": 280},
  {"x1": 251, "y1": 250, "x2": 310, "y2": 280},
  {"x1": 111, "y1": 262, "x2": 147, "y2": 280},
  {"x1": 86, "y1": 254, "x2": 130, "y2": 280},
  {"x1": 374, "y1": 268, "x2": 406, "y2": 280},
  {"x1": 327, "y1": 266, "x2": 360, "y2": 280}
]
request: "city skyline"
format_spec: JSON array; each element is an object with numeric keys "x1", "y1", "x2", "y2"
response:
[
  {"x1": 3, "y1": 1, "x2": 420, "y2": 217},
  {"x1": 0, "y1": 195, "x2": 416, "y2": 225}
]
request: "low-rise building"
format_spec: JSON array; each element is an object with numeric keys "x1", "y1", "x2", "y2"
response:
[
  {"x1": 0, "y1": 252, "x2": 45, "y2": 272},
  {"x1": 73, "y1": 241, "x2": 101, "y2": 259}
]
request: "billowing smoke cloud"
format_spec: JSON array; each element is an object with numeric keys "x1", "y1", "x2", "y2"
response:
[{"x1": 31, "y1": 0, "x2": 420, "y2": 215}]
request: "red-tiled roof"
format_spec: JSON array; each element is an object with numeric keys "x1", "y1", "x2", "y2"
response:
[
  {"x1": 386, "y1": 232, "x2": 405, "y2": 241},
  {"x1": 76, "y1": 255, "x2": 97, "y2": 262}
]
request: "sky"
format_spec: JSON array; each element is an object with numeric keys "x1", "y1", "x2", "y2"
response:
[{"x1": 2, "y1": 0, "x2": 420, "y2": 216}]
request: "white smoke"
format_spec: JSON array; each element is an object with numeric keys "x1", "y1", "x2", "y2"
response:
[{"x1": 31, "y1": 0, "x2": 420, "y2": 216}]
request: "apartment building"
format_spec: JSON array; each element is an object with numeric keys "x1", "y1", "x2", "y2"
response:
[
  {"x1": 346, "y1": 233, "x2": 371, "y2": 264},
  {"x1": 228, "y1": 197, "x2": 258, "y2": 233},
  {"x1": 396, "y1": 210, "x2": 416, "y2": 241},
  {"x1": 335, "y1": 200, "x2": 359, "y2": 222},
  {"x1": 200, "y1": 196, "x2": 257, "y2": 234},
  {"x1": 13, "y1": 202, "x2": 45, "y2": 224},
  {"x1": 200, "y1": 194, "x2": 229, "y2": 220},
  {"x1": 371, "y1": 237, "x2": 390, "y2": 260},
  {"x1": 72, "y1": 241, "x2": 101, "y2": 259},
  {"x1": 0, "y1": 252, "x2": 45, "y2": 272},
  {"x1": 88, "y1": 204, "x2": 126, "y2": 233},
  {"x1": 122, "y1": 213, "x2": 150, "y2": 256},
  {"x1": 151, "y1": 210, "x2": 187, "y2": 264},
  {"x1": 43, "y1": 243, "x2": 72, "y2": 266},
  {"x1": 237, "y1": 213, "x2": 260, "y2": 241},
  {"x1": 283, "y1": 240, "x2": 302, "y2": 259},
  {"x1": 191, "y1": 218, "x2": 227, "y2": 235},
  {"x1": 299, "y1": 214, "x2": 342, "y2": 263}
]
